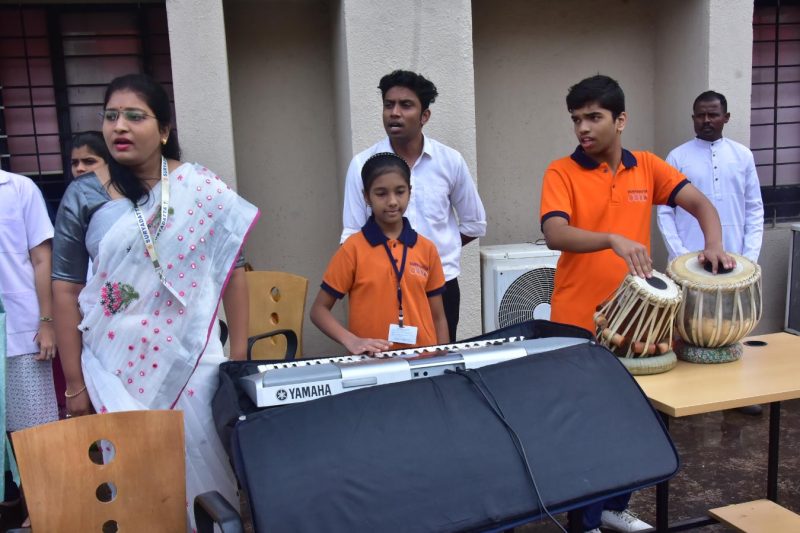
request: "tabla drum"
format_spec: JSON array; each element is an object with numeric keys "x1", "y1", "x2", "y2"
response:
[
  {"x1": 594, "y1": 271, "x2": 682, "y2": 375},
  {"x1": 667, "y1": 252, "x2": 762, "y2": 363}
]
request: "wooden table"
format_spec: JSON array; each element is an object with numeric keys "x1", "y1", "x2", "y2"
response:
[{"x1": 635, "y1": 332, "x2": 800, "y2": 532}]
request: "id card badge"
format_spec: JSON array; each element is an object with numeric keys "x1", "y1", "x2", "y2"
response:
[{"x1": 388, "y1": 323, "x2": 418, "y2": 345}]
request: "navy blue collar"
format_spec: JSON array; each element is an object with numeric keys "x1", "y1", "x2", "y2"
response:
[
  {"x1": 570, "y1": 146, "x2": 638, "y2": 170},
  {"x1": 361, "y1": 215, "x2": 418, "y2": 247}
]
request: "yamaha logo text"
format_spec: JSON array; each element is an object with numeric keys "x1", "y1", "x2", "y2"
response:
[{"x1": 276, "y1": 384, "x2": 333, "y2": 402}]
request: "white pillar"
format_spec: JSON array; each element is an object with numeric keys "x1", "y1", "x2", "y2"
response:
[
  {"x1": 165, "y1": 0, "x2": 238, "y2": 187},
  {"x1": 654, "y1": 0, "x2": 711, "y2": 158},
  {"x1": 654, "y1": 0, "x2": 753, "y2": 152},
  {"x1": 708, "y1": 0, "x2": 754, "y2": 146}
]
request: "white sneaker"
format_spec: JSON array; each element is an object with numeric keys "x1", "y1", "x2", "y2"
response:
[{"x1": 600, "y1": 509, "x2": 652, "y2": 532}]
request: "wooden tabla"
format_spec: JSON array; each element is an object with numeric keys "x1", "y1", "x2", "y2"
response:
[
  {"x1": 667, "y1": 252, "x2": 762, "y2": 362},
  {"x1": 594, "y1": 271, "x2": 681, "y2": 374}
]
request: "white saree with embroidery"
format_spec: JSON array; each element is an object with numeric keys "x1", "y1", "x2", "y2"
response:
[{"x1": 77, "y1": 163, "x2": 258, "y2": 530}]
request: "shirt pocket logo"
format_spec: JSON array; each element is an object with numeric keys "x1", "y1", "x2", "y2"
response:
[
  {"x1": 408, "y1": 261, "x2": 429, "y2": 279},
  {"x1": 628, "y1": 189, "x2": 649, "y2": 202}
]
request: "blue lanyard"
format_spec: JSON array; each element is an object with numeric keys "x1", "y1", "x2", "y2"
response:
[{"x1": 382, "y1": 240, "x2": 409, "y2": 326}]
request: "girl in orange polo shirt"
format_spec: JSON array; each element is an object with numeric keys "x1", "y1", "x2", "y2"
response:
[{"x1": 311, "y1": 153, "x2": 449, "y2": 355}]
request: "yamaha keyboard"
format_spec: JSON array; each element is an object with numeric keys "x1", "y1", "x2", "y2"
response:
[
  {"x1": 251, "y1": 336, "x2": 527, "y2": 372},
  {"x1": 241, "y1": 336, "x2": 589, "y2": 407}
]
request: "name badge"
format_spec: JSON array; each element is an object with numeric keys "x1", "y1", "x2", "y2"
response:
[{"x1": 388, "y1": 324, "x2": 418, "y2": 345}]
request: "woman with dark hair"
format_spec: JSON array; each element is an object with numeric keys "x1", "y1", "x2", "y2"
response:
[
  {"x1": 52, "y1": 74, "x2": 258, "y2": 528},
  {"x1": 70, "y1": 130, "x2": 111, "y2": 178},
  {"x1": 44, "y1": 131, "x2": 113, "y2": 421}
]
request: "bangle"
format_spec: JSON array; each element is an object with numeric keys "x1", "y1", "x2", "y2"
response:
[
  {"x1": 65, "y1": 385, "x2": 87, "y2": 399},
  {"x1": 40, "y1": 316, "x2": 53, "y2": 322}
]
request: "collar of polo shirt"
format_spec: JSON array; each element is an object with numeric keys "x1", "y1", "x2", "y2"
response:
[
  {"x1": 361, "y1": 215, "x2": 419, "y2": 247},
  {"x1": 570, "y1": 146, "x2": 639, "y2": 170}
]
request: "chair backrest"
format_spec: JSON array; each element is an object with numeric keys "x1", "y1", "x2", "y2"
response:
[
  {"x1": 12, "y1": 410, "x2": 185, "y2": 532},
  {"x1": 246, "y1": 270, "x2": 308, "y2": 359}
]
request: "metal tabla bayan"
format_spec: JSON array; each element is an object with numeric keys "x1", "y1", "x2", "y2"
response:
[{"x1": 667, "y1": 252, "x2": 762, "y2": 363}]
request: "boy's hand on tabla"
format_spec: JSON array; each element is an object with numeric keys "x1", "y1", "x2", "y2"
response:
[
  {"x1": 609, "y1": 234, "x2": 652, "y2": 278},
  {"x1": 345, "y1": 337, "x2": 392, "y2": 356},
  {"x1": 698, "y1": 247, "x2": 736, "y2": 274}
]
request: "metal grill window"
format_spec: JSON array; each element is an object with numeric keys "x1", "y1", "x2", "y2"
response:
[
  {"x1": 0, "y1": 4, "x2": 172, "y2": 215},
  {"x1": 753, "y1": 0, "x2": 800, "y2": 222},
  {"x1": 0, "y1": 10, "x2": 59, "y2": 177}
]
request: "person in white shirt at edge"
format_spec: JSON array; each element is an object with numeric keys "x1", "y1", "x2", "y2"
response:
[
  {"x1": 657, "y1": 90, "x2": 765, "y2": 417},
  {"x1": 0, "y1": 170, "x2": 59, "y2": 523},
  {"x1": 341, "y1": 70, "x2": 487, "y2": 343},
  {"x1": 657, "y1": 91, "x2": 764, "y2": 264}
]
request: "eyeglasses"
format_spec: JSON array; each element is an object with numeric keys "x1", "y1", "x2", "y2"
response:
[{"x1": 100, "y1": 109, "x2": 156, "y2": 123}]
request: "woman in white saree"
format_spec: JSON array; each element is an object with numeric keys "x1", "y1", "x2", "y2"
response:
[{"x1": 52, "y1": 74, "x2": 258, "y2": 530}]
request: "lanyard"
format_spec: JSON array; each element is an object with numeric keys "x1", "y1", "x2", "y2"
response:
[
  {"x1": 133, "y1": 157, "x2": 185, "y2": 306},
  {"x1": 382, "y1": 240, "x2": 409, "y2": 326}
]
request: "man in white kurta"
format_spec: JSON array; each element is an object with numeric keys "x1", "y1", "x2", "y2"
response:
[
  {"x1": 658, "y1": 91, "x2": 765, "y2": 416},
  {"x1": 657, "y1": 91, "x2": 764, "y2": 263}
]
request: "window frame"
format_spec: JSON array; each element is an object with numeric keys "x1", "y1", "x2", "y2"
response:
[
  {"x1": 753, "y1": 0, "x2": 800, "y2": 223},
  {"x1": 0, "y1": 2, "x2": 172, "y2": 214}
]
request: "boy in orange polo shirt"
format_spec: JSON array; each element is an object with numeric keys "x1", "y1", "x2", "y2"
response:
[
  {"x1": 311, "y1": 153, "x2": 449, "y2": 355},
  {"x1": 539, "y1": 75, "x2": 732, "y2": 533}
]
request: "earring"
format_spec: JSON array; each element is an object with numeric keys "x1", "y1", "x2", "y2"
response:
[{"x1": 161, "y1": 138, "x2": 167, "y2": 146}]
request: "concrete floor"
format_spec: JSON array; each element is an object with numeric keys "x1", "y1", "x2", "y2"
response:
[{"x1": 519, "y1": 398, "x2": 800, "y2": 532}]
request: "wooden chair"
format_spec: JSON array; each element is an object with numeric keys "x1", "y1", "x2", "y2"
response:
[
  {"x1": 11, "y1": 410, "x2": 185, "y2": 532},
  {"x1": 246, "y1": 270, "x2": 308, "y2": 360}
]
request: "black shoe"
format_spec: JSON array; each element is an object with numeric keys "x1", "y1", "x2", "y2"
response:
[{"x1": 737, "y1": 404, "x2": 763, "y2": 416}]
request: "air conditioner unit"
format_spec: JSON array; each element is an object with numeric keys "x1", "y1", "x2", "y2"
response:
[
  {"x1": 785, "y1": 223, "x2": 800, "y2": 334},
  {"x1": 480, "y1": 243, "x2": 560, "y2": 333}
]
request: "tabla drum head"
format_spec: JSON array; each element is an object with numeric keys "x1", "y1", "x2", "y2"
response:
[
  {"x1": 627, "y1": 270, "x2": 681, "y2": 301},
  {"x1": 667, "y1": 252, "x2": 758, "y2": 287}
]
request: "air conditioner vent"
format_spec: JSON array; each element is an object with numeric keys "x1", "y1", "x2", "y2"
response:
[
  {"x1": 497, "y1": 266, "x2": 556, "y2": 328},
  {"x1": 480, "y1": 243, "x2": 560, "y2": 333}
]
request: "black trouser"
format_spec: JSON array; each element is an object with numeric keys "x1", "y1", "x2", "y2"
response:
[{"x1": 442, "y1": 278, "x2": 460, "y2": 343}]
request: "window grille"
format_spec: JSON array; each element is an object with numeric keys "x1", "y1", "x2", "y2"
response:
[
  {"x1": 0, "y1": 3, "x2": 172, "y2": 215},
  {"x1": 753, "y1": 0, "x2": 800, "y2": 222}
]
